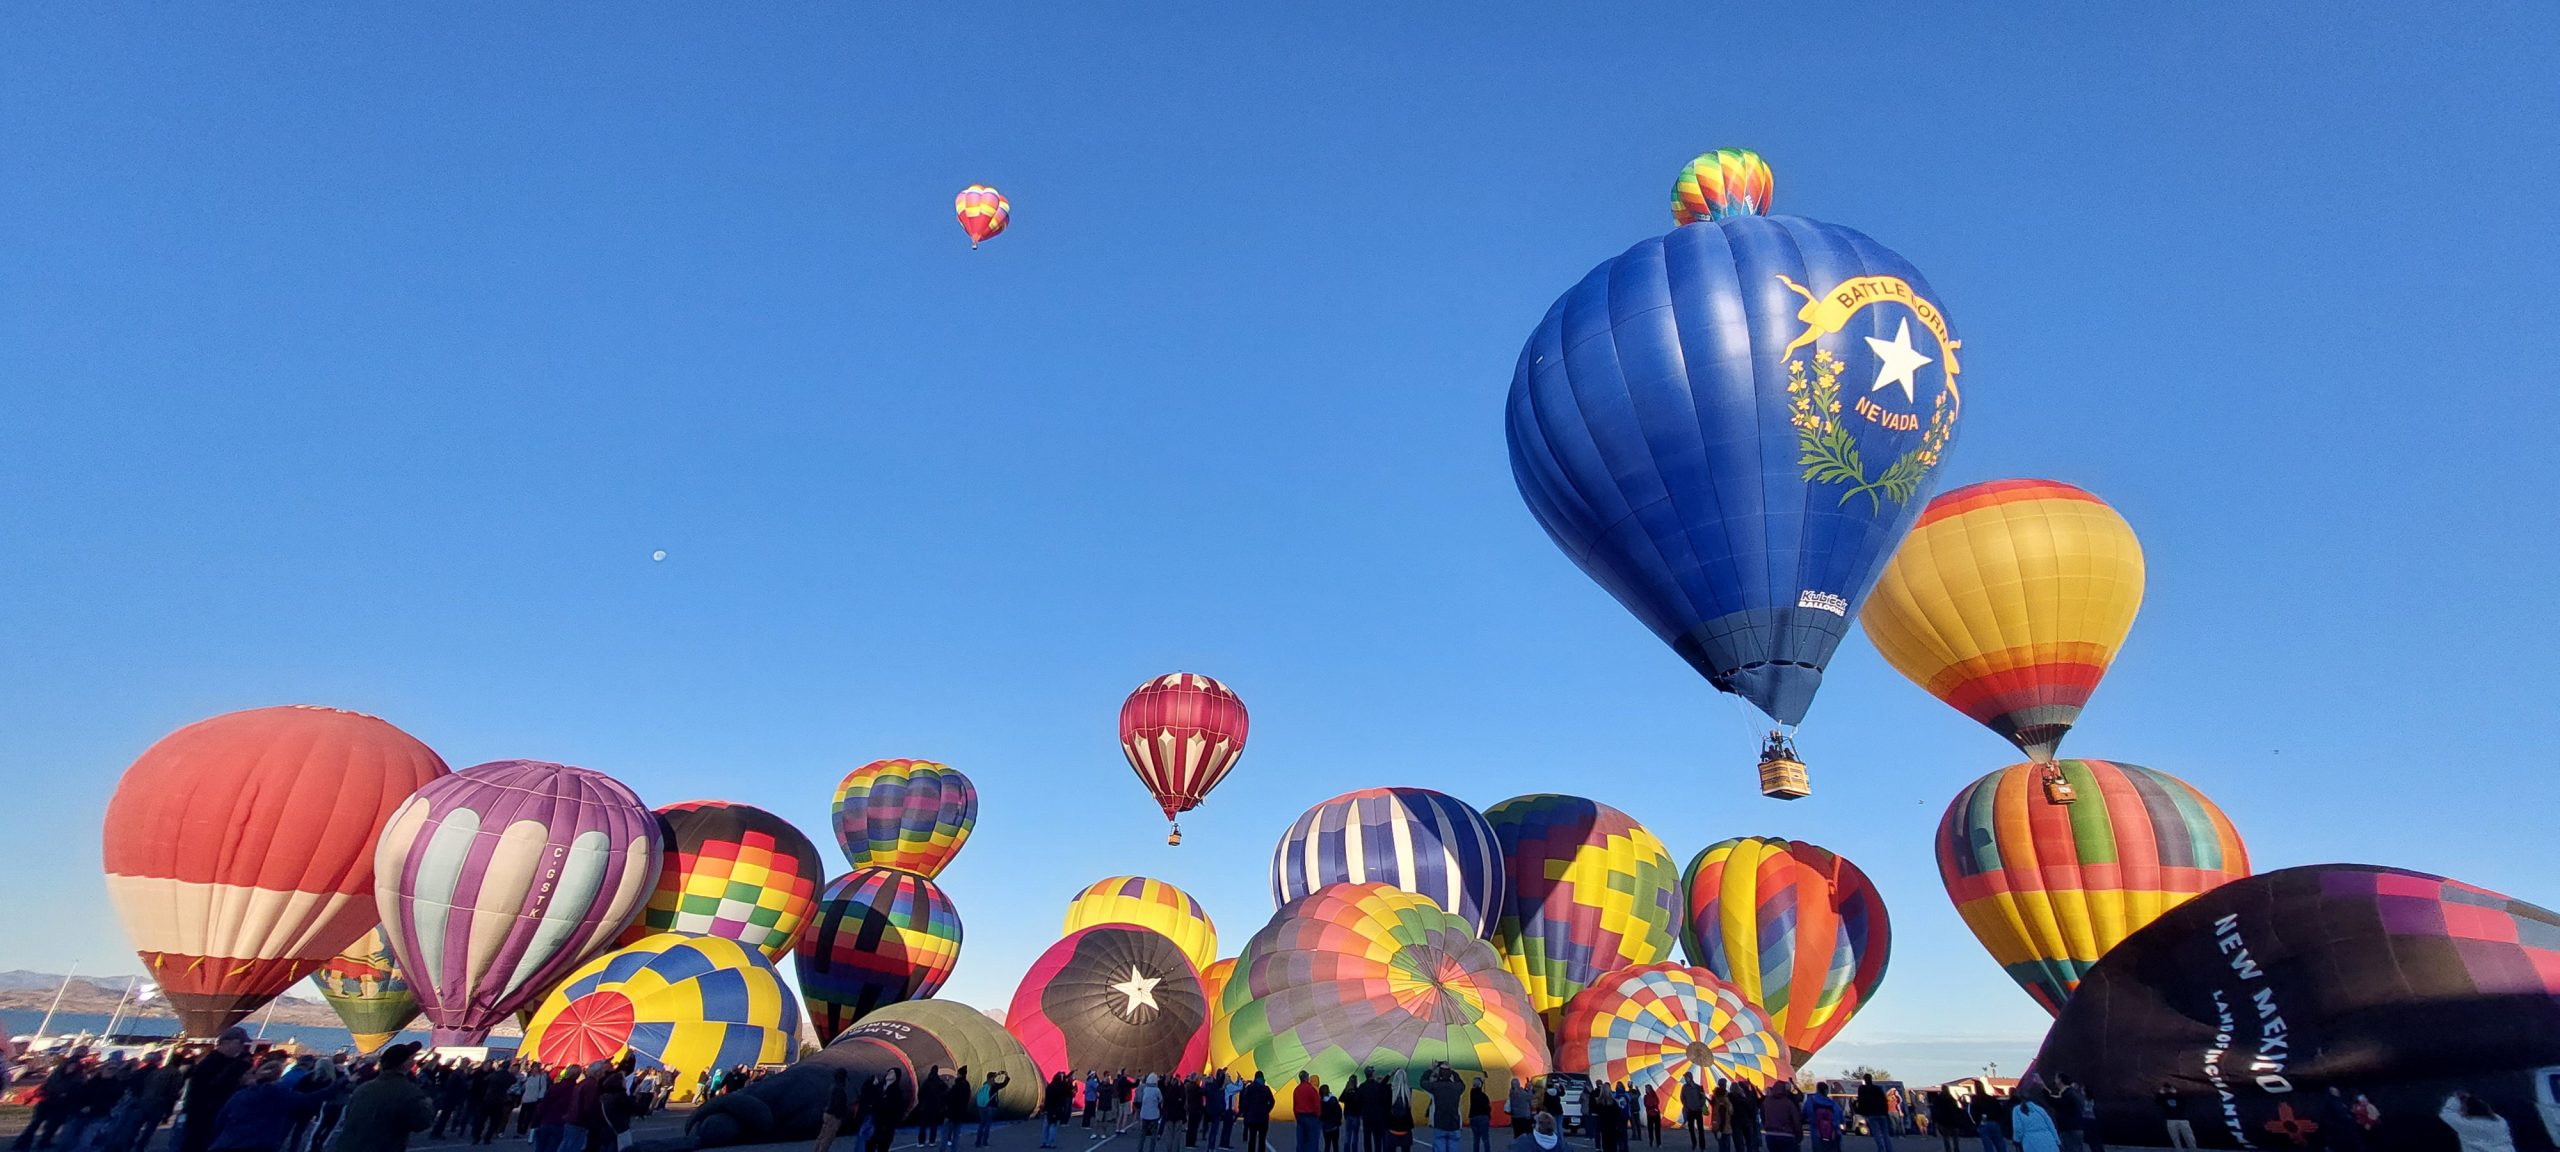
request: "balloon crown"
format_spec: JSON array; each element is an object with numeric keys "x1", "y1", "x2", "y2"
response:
[{"x1": 1672, "y1": 148, "x2": 1774, "y2": 225}]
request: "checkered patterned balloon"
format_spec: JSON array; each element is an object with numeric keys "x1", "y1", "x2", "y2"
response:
[
  {"x1": 1554, "y1": 963, "x2": 1790, "y2": 1123},
  {"x1": 1211, "y1": 883, "x2": 1550, "y2": 1089},
  {"x1": 523, "y1": 932, "x2": 798, "y2": 1090},
  {"x1": 623, "y1": 801, "x2": 826, "y2": 963},
  {"x1": 831, "y1": 760, "x2": 977, "y2": 878},
  {"x1": 1485, "y1": 794, "x2": 1683, "y2": 1031},
  {"x1": 795, "y1": 867, "x2": 962, "y2": 1041},
  {"x1": 1061, "y1": 876, "x2": 1219, "y2": 974}
]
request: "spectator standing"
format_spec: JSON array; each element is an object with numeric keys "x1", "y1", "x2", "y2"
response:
[
  {"x1": 182, "y1": 1033, "x2": 255, "y2": 1152},
  {"x1": 1758, "y1": 1084, "x2": 1802, "y2": 1152},
  {"x1": 1239, "y1": 1074, "x2": 1275, "y2": 1152},
  {"x1": 1294, "y1": 1074, "x2": 1324, "y2": 1152},
  {"x1": 1321, "y1": 1088, "x2": 1343, "y2": 1152},
  {"x1": 1468, "y1": 1079, "x2": 1493, "y2": 1152},
  {"x1": 332, "y1": 1045, "x2": 435, "y2": 1152},
  {"x1": 1042, "y1": 1073, "x2": 1075, "y2": 1150},
  {"x1": 1423, "y1": 1067, "x2": 1462, "y2": 1152}
]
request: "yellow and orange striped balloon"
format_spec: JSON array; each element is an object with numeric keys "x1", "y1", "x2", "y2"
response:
[
  {"x1": 955, "y1": 184, "x2": 1009, "y2": 248},
  {"x1": 1861, "y1": 479, "x2": 2144, "y2": 763}
]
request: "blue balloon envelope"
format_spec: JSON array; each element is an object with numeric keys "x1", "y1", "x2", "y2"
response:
[{"x1": 1506, "y1": 203, "x2": 1965, "y2": 731}]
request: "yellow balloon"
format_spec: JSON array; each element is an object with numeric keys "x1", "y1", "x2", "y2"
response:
[{"x1": 1061, "y1": 876, "x2": 1218, "y2": 974}]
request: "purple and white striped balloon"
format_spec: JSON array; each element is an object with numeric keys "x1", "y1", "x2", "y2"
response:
[{"x1": 373, "y1": 760, "x2": 661, "y2": 1045}]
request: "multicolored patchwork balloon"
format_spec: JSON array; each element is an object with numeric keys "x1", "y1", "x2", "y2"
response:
[
  {"x1": 1212, "y1": 883, "x2": 1549, "y2": 1088},
  {"x1": 524, "y1": 933, "x2": 798, "y2": 1088},
  {"x1": 955, "y1": 185, "x2": 1010, "y2": 248},
  {"x1": 623, "y1": 801, "x2": 826, "y2": 963},
  {"x1": 374, "y1": 760, "x2": 663, "y2": 1046},
  {"x1": 1061, "y1": 876, "x2": 1219, "y2": 975},
  {"x1": 795, "y1": 867, "x2": 962, "y2": 1041},
  {"x1": 1554, "y1": 963, "x2": 1790, "y2": 1122},
  {"x1": 103, "y1": 705, "x2": 451, "y2": 1036},
  {"x1": 1484, "y1": 795, "x2": 1682, "y2": 1028},
  {"x1": 1119, "y1": 673, "x2": 1249, "y2": 844},
  {"x1": 1271, "y1": 787, "x2": 1507, "y2": 937},
  {"x1": 1678, "y1": 837, "x2": 1889, "y2": 1064},
  {"x1": 1863, "y1": 479, "x2": 2145, "y2": 765},
  {"x1": 1005, "y1": 925, "x2": 1208, "y2": 1081},
  {"x1": 1939, "y1": 759, "x2": 2248, "y2": 1016},
  {"x1": 1671, "y1": 148, "x2": 1774, "y2": 225},
  {"x1": 832, "y1": 760, "x2": 976, "y2": 878},
  {"x1": 308, "y1": 927, "x2": 420, "y2": 1054}
]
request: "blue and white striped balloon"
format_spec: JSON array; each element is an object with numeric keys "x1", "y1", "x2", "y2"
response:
[{"x1": 1270, "y1": 787, "x2": 1507, "y2": 936}]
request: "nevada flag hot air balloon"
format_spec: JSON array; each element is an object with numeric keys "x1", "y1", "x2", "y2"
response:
[{"x1": 1507, "y1": 148, "x2": 1965, "y2": 798}]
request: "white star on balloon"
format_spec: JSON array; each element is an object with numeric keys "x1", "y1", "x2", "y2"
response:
[
  {"x1": 1864, "y1": 317, "x2": 1935, "y2": 404},
  {"x1": 1110, "y1": 966, "x2": 1161, "y2": 1016}
]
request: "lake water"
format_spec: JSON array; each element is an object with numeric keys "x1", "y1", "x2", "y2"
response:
[{"x1": 1, "y1": 1010, "x2": 429, "y2": 1053}]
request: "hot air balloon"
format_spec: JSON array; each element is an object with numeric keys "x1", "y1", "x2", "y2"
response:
[
  {"x1": 103, "y1": 705, "x2": 451, "y2": 1035},
  {"x1": 1211, "y1": 883, "x2": 1549, "y2": 1090},
  {"x1": 690, "y1": 1000, "x2": 1045, "y2": 1146},
  {"x1": 1118, "y1": 673, "x2": 1249, "y2": 845},
  {"x1": 374, "y1": 760, "x2": 662, "y2": 1045},
  {"x1": 1270, "y1": 787, "x2": 1507, "y2": 937},
  {"x1": 523, "y1": 933, "x2": 799, "y2": 1091},
  {"x1": 308, "y1": 928, "x2": 420, "y2": 1053},
  {"x1": 2032, "y1": 865, "x2": 2560, "y2": 1151},
  {"x1": 1005, "y1": 925, "x2": 1208, "y2": 1082},
  {"x1": 623, "y1": 800, "x2": 826, "y2": 963},
  {"x1": 956, "y1": 185, "x2": 1010, "y2": 249},
  {"x1": 1677, "y1": 837, "x2": 1889, "y2": 1064},
  {"x1": 1671, "y1": 148, "x2": 1774, "y2": 225},
  {"x1": 1196, "y1": 956, "x2": 1237, "y2": 1066},
  {"x1": 1061, "y1": 876, "x2": 1220, "y2": 975},
  {"x1": 796, "y1": 867, "x2": 962, "y2": 1041},
  {"x1": 1507, "y1": 150, "x2": 1965, "y2": 798},
  {"x1": 1484, "y1": 795, "x2": 1683, "y2": 1029},
  {"x1": 1862, "y1": 479, "x2": 2145, "y2": 797},
  {"x1": 831, "y1": 760, "x2": 977, "y2": 878},
  {"x1": 1553, "y1": 963, "x2": 1790, "y2": 1122},
  {"x1": 1939, "y1": 759, "x2": 2250, "y2": 1015}
]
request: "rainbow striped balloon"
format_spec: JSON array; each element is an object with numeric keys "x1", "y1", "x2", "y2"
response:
[
  {"x1": 1554, "y1": 963, "x2": 1791, "y2": 1122},
  {"x1": 1671, "y1": 149, "x2": 1773, "y2": 226},
  {"x1": 831, "y1": 759, "x2": 977, "y2": 878},
  {"x1": 1678, "y1": 837, "x2": 1889, "y2": 1064},
  {"x1": 795, "y1": 867, "x2": 962, "y2": 1041},
  {"x1": 1938, "y1": 759, "x2": 2249, "y2": 1016},
  {"x1": 1061, "y1": 875, "x2": 1219, "y2": 974}
]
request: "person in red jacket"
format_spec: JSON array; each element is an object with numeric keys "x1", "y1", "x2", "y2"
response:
[{"x1": 1293, "y1": 1074, "x2": 1323, "y2": 1152}]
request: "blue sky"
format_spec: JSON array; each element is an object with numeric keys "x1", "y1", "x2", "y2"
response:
[{"x1": 6, "y1": 5, "x2": 2557, "y2": 1084}]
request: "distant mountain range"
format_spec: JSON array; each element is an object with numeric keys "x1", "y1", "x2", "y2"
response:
[{"x1": 0, "y1": 971, "x2": 338, "y2": 1028}]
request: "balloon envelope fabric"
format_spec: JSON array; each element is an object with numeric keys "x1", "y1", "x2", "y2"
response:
[
  {"x1": 826, "y1": 1000, "x2": 1045, "y2": 1118},
  {"x1": 796, "y1": 867, "x2": 962, "y2": 1041},
  {"x1": 1006, "y1": 925, "x2": 1209, "y2": 1081},
  {"x1": 1062, "y1": 876, "x2": 1220, "y2": 974},
  {"x1": 1506, "y1": 203, "x2": 1964, "y2": 731},
  {"x1": 374, "y1": 759, "x2": 661, "y2": 1046},
  {"x1": 623, "y1": 800, "x2": 826, "y2": 963},
  {"x1": 2031, "y1": 865, "x2": 2560, "y2": 1151},
  {"x1": 831, "y1": 760, "x2": 977, "y2": 878},
  {"x1": 1938, "y1": 759, "x2": 2248, "y2": 1016},
  {"x1": 1554, "y1": 964, "x2": 1790, "y2": 1123},
  {"x1": 103, "y1": 705, "x2": 451, "y2": 1036},
  {"x1": 1271, "y1": 787, "x2": 1507, "y2": 937},
  {"x1": 524, "y1": 933, "x2": 798, "y2": 1090},
  {"x1": 308, "y1": 926, "x2": 421, "y2": 1053},
  {"x1": 1118, "y1": 673, "x2": 1250, "y2": 822},
  {"x1": 1213, "y1": 883, "x2": 1550, "y2": 1090},
  {"x1": 1678, "y1": 837, "x2": 1889, "y2": 1064},
  {"x1": 1485, "y1": 795, "x2": 1682, "y2": 1028}
]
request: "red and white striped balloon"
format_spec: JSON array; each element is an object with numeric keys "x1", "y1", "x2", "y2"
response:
[{"x1": 1117, "y1": 673, "x2": 1248, "y2": 845}]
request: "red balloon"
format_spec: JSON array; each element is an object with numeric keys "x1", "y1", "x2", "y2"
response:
[
  {"x1": 102, "y1": 706, "x2": 451, "y2": 1035},
  {"x1": 1117, "y1": 673, "x2": 1248, "y2": 844}
]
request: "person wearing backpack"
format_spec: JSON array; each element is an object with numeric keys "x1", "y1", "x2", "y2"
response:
[{"x1": 1802, "y1": 1086, "x2": 1843, "y2": 1152}]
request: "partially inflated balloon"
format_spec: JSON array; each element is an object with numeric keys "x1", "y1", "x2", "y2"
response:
[
  {"x1": 1119, "y1": 673, "x2": 1249, "y2": 844},
  {"x1": 524, "y1": 933, "x2": 798, "y2": 1089},
  {"x1": 1678, "y1": 837, "x2": 1888, "y2": 1064},
  {"x1": 308, "y1": 927, "x2": 420, "y2": 1053},
  {"x1": 1671, "y1": 149, "x2": 1774, "y2": 225},
  {"x1": 1006, "y1": 925, "x2": 1208, "y2": 1081},
  {"x1": 796, "y1": 867, "x2": 962, "y2": 1041},
  {"x1": 1862, "y1": 479, "x2": 2144, "y2": 763},
  {"x1": 1554, "y1": 963, "x2": 1790, "y2": 1123},
  {"x1": 832, "y1": 760, "x2": 977, "y2": 878},
  {"x1": 375, "y1": 760, "x2": 663, "y2": 1045},
  {"x1": 1271, "y1": 787, "x2": 1507, "y2": 937},
  {"x1": 624, "y1": 801, "x2": 826, "y2": 962},
  {"x1": 1196, "y1": 958, "x2": 1237, "y2": 1025},
  {"x1": 1508, "y1": 153, "x2": 1964, "y2": 786},
  {"x1": 2032, "y1": 866, "x2": 2560, "y2": 1151},
  {"x1": 690, "y1": 1000, "x2": 1044, "y2": 1146},
  {"x1": 1939, "y1": 759, "x2": 2249, "y2": 1016},
  {"x1": 1062, "y1": 876, "x2": 1219, "y2": 975},
  {"x1": 1212, "y1": 883, "x2": 1549, "y2": 1089},
  {"x1": 956, "y1": 185, "x2": 1009, "y2": 248},
  {"x1": 1484, "y1": 795, "x2": 1682, "y2": 1028},
  {"x1": 104, "y1": 705, "x2": 451, "y2": 1035}
]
